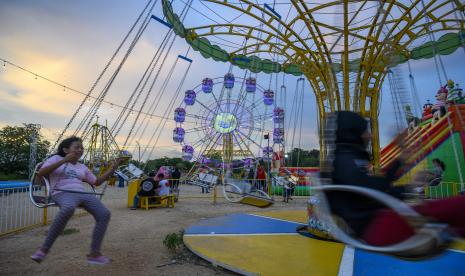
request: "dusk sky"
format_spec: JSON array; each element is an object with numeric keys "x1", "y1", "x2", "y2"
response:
[{"x1": 1, "y1": 1, "x2": 465, "y2": 160}]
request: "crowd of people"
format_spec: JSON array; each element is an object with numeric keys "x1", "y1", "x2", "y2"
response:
[{"x1": 197, "y1": 162, "x2": 302, "y2": 202}]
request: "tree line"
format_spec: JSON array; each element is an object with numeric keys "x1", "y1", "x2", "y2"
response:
[{"x1": 0, "y1": 124, "x2": 319, "y2": 180}]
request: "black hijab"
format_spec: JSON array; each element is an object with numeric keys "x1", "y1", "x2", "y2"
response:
[{"x1": 335, "y1": 111, "x2": 368, "y2": 147}]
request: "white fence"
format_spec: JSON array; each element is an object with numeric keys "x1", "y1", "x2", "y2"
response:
[
  {"x1": 0, "y1": 185, "x2": 126, "y2": 237},
  {"x1": 1, "y1": 186, "x2": 58, "y2": 236}
]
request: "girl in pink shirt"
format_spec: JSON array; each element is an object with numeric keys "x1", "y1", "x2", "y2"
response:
[{"x1": 31, "y1": 136, "x2": 122, "y2": 265}]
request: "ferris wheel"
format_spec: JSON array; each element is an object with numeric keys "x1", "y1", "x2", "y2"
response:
[{"x1": 172, "y1": 73, "x2": 285, "y2": 170}]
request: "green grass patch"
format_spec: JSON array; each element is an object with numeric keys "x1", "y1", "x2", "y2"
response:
[{"x1": 163, "y1": 230, "x2": 185, "y2": 252}]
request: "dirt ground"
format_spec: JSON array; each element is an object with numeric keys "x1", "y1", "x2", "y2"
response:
[{"x1": 0, "y1": 185, "x2": 308, "y2": 276}]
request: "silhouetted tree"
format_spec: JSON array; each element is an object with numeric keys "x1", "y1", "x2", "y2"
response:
[
  {"x1": 285, "y1": 148, "x2": 319, "y2": 167},
  {"x1": 0, "y1": 124, "x2": 50, "y2": 178}
]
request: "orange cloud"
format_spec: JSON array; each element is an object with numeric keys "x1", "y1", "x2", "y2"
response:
[{"x1": 1, "y1": 50, "x2": 83, "y2": 116}]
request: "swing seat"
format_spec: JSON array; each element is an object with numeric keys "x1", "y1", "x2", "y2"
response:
[
  {"x1": 313, "y1": 184, "x2": 454, "y2": 259},
  {"x1": 187, "y1": 173, "x2": 218, "y2": 188},
  {"x1": 29, "y1": 163, "x2": 57, "y2": 208},
  {"x1": 29, "y1": 162, "x2": 100, "y2": 208},
  {"x1": 223, "y1": 181, "x2": 274, "y2": 208},
  {"x1": 239, "y1": 195, "x2": 274, "y2": 208}
]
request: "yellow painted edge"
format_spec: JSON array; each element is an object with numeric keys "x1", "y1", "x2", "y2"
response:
[
  {"x1": 184, "y1": 234, "x2": 344, "y2": 276},
  {"x1": 450, "y1": 240, "x2": 465, "y2": 252}
]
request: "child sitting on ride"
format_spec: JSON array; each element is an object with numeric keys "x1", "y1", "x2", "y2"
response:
[
  {"x1": 432, "y1": 85, "x2": 448, "y2": 123},
  {"x1": 30, "y1": 136, "x2": 123, "y2": 265},
  {"x1": 326, "y1": 111, "x2": 465, "y2": 246},
  {"x1": 421, "y1": 100, "x2": 433, "y2": 120},
  {"x1": 446, "y1": 79, "x2": 465, "y2": 105},
  {"x1": 427, "y1": 158, "x2": 445, "y2": 187},
  {"x1": 412, "y1": 158, "x2": 445, "y2": 194},
  {"x1": 404, "y1": 104, "x2": 420, "y2": 133}
]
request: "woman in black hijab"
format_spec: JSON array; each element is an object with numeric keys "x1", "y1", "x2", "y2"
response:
[{"x1": 325, "y1": 111, "x2": 465, "y2": 246}]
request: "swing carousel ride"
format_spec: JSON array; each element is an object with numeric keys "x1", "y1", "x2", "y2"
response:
[
  {"x1": 159, "y1": 0, "x2": 465, "y2": 275},
  {"x1": 162, "y1": 0, "x2": 465, "y2": 168}
]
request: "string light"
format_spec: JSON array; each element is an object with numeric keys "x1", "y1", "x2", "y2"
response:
[{"x1": 0, "y1": 57, "x2": 170, "y2": 121}]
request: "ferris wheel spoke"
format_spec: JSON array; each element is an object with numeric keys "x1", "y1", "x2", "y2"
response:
[
  {"x1": 236, "y1": 112, "x2": 249, "y2": 129},
  {"x1": 194, "y1": 131, "x2": 220, "y2": 151},
  {"x1": 231, "y1": 131, "x2": 254, "y2": 158},
  {"x1": 238, "y1": 124, "x2": 272, "y2": 133},
  {"x1": 185, "y1": 113, "x2": 209, "y2": 121},
  {"x1": 191, "y1": 137, "x2": 209, "y2": 150},
  {"x1": 226, "y1": 89, "x2": 231, "y2": 113},
  {"x1": 237, "y1": 90, "x2": 255, "y2": 108},
  {"x1": 231, "y1": 72, "x2": 250, "y2": 115},
  {"x1": 246, "y1": 96, "x2": 267, "y2": 112},
  {"x1": 249, "y1": 113, "x2": 273, "y2": 120},
  {"x1": 210, "y1": 89, "x2": 224, "y2": 114},
  {"x1": 184, "y1": 126, "x2": 206, "y2": 134},
  {"x1": 195, "y1": 100, "x2": 216, "y2": 116},
  {"x1": 231, "y1": 89, "x2": 246, "y2": 115},
  {"x1": 192, "y1": 139, "x2": 210, "y2": 153},
  {"x1": 181, "y1": 120, "x2": 204, "y2": 126},
  {"x1": 195, "y1": 132, "x2": 222, "y2": 161},
  {"x1": 236, "y1": 128, "x2": 264, "y2": 149}
]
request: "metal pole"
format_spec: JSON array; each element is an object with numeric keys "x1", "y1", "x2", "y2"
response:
[
  {"x1": 135, "y1": 141, "x2": 141, "y2": 163},
  {"x1": 266, "y1": 133, "x2": 272, "y2": 196},
  {"x1": 28, "y1": 124, "x2": 41, "y2": 179}
]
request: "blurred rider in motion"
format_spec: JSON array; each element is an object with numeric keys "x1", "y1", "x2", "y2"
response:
[{"x1": 326, "y1": 111, "x2": 465, "y2": 246}]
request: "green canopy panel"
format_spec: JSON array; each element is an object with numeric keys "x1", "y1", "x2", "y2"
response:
[
  {"x1": 349, "y1": 59, "x2": 361, "y2": 71},
  {"x1": 410, "y1": 32, "x2": 465, "y2": 60},
  {"x1": 189, "y1": 37, "x2": 229, "y2": 62},
  {"x1": 283, "y1": 63, "x2": 304, "y2": 76},
  {"x1": 247, "y1": 56, "x2": 267, "y2": 73},
  {"x1": 161, "y1": 0, "x2": 464, "y2": 75},
  {"x1": 162, "y1": 0, "x2": 186, "y2": 38},
  {"x1": 261, "y1": 59, "x2": 281, "y2": 73},
  {"x1": 387, "y1": 53, "x2": 409, "y2": 67},
  {"x1": 230, "y1": 54, "x2": 251, "y2": 69}
]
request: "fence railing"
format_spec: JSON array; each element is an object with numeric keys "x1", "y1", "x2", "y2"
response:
[
  {"x1": 0, "y1": 185, "x2": 126, "y2": 237},
  {"x1": 0, "y1": 186, "x2": 61, "y2": 237},
  {"x1": 181, "y1": 175, "x2": 313, "y2": 198},
  {"x1": 3, "y1": 179, "x2": 460, "y2": 236},
  {"x1": 425, "y1": 181, "x2": 463, "y2": 199}
]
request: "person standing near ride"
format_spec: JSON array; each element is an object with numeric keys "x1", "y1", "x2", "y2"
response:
[
  {"x1": 247, "y1": 168, "x2": 255, "y2": 187},
  {"x1": 171, "y1": 167, "x2": 181, "y2": 192},
  {"x1": 30, "y1": 136, "x2": 122, "y2": 265},
  {"x1": 256, "y1": 165, "x2": 266, "y2": 191},
  {"x1": 327, "y1": 111, "x2": 465, "y2": 246}
]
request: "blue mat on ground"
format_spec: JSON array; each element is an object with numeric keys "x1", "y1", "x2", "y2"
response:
[
  {"x1": 185, "y1": 213, "x2": 304, "y2": 235},
  {"x1": 354, "y1": 248, "x2": 465, "y2": 275}
]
